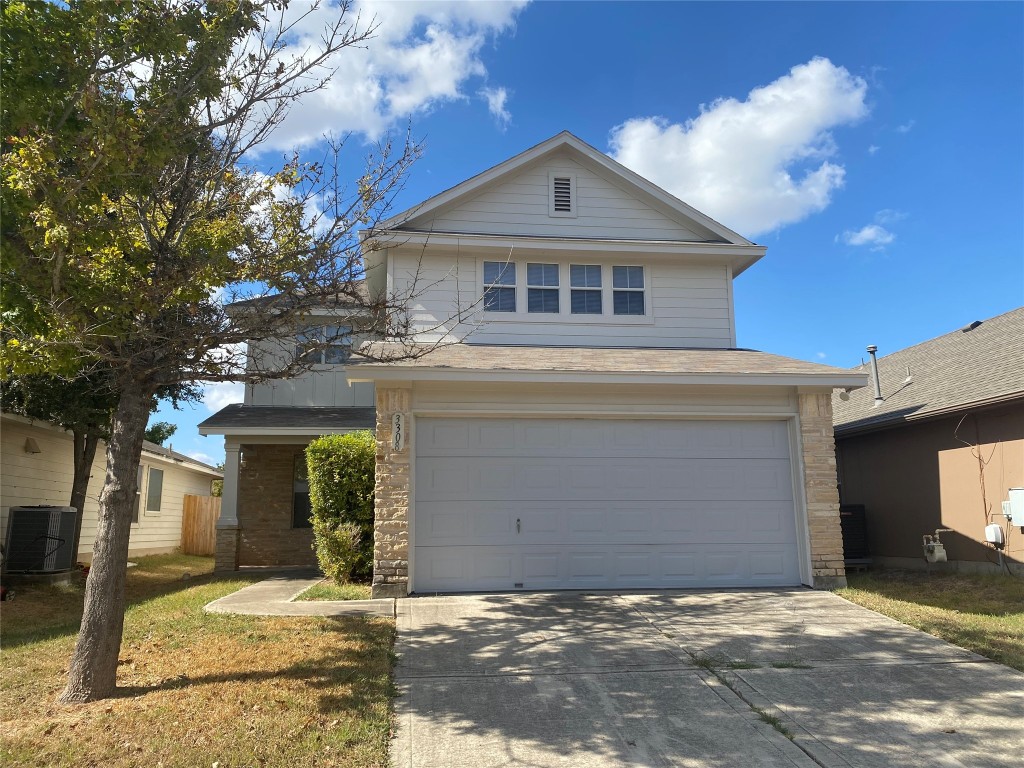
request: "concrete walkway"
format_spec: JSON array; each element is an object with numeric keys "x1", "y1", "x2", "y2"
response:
[
  {"x1": 204, "y1": 572, "x2": 394, "y2": 617},
  {"x1": 392, "y1": 589, "x2": 1024, "y2": 768}
]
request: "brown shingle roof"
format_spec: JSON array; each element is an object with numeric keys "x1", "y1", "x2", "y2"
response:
[
  {"x1": 832, "y1": 307, "x2": 1024, "y2": 434},
  {"x1": 354, "y1": 342, "x2": 862, "y2": 380}
]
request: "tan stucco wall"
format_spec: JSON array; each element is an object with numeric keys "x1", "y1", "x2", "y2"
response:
[
  {"x1": 235, "y1": 443, "x2": 317, "y2": 567},
  {"x1": 836, "y1": 402, "x2": 1024, "y2": 566},
  {"x1": 1, "y1": 415, "x2": 218, "y2": 561}
]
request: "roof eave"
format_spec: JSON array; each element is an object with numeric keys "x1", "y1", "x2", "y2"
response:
[{"x1": 834, "y1": 390, "x2": 1024, "y2": 436}]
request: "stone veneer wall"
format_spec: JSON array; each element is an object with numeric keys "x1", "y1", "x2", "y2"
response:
[
  {"x1": 235, "y1": 443, "x2": 317, "y2": 567},
  {"x1": 798, "y1": 393, "x2": 847, "y2": 588},
  {"x1": 371, "y1": 386, "x2": 411, "y2": 598}
]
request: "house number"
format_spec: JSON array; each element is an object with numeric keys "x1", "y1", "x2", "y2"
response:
[{"x1": 392, "y1": 413, "x2": 405, "y2": 452}]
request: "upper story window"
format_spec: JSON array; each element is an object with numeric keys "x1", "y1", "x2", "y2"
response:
[
  {"x1": 295, "y1": 325, "x2": 352, "y2": 364},
  {"x1": 613, "y1": 266, "x2": 645, "y2": 316},
  {"x1": 570, "y1": 264, "x2": 602, "y2": 314},
  {"x1": 548, "y1": 171, "x2": 577, "y2": 218},
  {"x1": 527, "y1": 263, "x2": 559, "y2": 313},
  {"x1": 483, "y1": 261, "x2": 516, "y2": 312}
]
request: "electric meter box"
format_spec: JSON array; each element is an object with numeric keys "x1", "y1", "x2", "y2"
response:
[{"x1": 1009, "y1": 488, "x2": 1024, "y2": 526}]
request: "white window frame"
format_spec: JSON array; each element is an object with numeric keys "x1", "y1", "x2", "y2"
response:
[
  {"x1": 295, "y1": 324, "x2": 353, "y2": 365},
  {"x1": 145, "y1": 466, "x2": 164, "y2": 515},
  {"x1": 482, "y1": 260, "x2": 517, "y2": 313},
  {"x1": 569, "y1": 263, "x2": 603, "y2": 315},
  {"x1": 612, "y1": 265, "x2": 647, "y2": 316},
  {"x1": 526, "y1": 262, "x2": 560, "y2": 314},
  {"x1": 548, "y1": 171, "x2": 577, "y2": 218},
  {"x1": 475, "y1": 258, "x2": 652, "y2": 325}
]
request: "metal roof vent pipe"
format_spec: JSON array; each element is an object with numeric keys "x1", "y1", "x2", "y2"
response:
[{"x1": 867, "y1": 344, "x2": 884, "y2": 407}]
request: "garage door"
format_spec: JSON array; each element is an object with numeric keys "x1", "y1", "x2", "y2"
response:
[{"x1": 413, "y1": 418, "x2": 801, "y2": 592}]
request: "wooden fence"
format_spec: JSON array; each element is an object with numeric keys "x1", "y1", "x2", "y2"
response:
[{"x1": 181, "y1": 494, "x2": 220, "y2": 556}]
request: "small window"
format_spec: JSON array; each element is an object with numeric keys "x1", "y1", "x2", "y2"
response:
[
  {"x1": 292, "y1": 456, "x2": 312, "y2": 529},
  {"x1": 613, "y1": 266, "x2": 645, "y2": 316},
  {"x1": 483, "y1": 260, "x2": 516, "y2": 312},
  {"x1": 295, "y1": 325, "x2": 352, "y2": 364},
  {"x1": 132, "y1": 465, "x2": 143, "y2": 523},
  {"x1": 146, "y1": 467, "x2": 164, "y2": 512},
  {"x1": 570, "y1": 264, "x2": 602, "y2": 314},
  {"x1": 548, "y1": 172, "x2": 577, "y2": 217},
  {"x1": 527, "y1": 263, "x2": 559, "y2": 313}
]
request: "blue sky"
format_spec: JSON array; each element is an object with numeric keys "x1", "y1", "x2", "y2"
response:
[{"x1": 155, "y1": 1, "x2": 1024, "y2": 466}]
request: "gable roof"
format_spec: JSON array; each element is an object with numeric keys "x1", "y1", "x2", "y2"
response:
[
  {"x1": 375, "y1": 131, "x2": 753, "y2": 246},
  {"x1": 832, "y1": 307, "x2": 1024, "y2": 434}
]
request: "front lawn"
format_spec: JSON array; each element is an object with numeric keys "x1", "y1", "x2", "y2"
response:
[
  {"x1": 0, "y1": 554, "x2": 395, "y2": 768},
  {"x1": 296, "y1": 580, "x2": 373, "y2": 601},
  {"x1": 838, "y1": 569, "x2": 1024, "y2": 672}
]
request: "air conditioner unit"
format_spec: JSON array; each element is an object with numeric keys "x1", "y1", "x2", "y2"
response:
[{"x1": 3, "y1": 506, "x2": 79, "y2": 573}]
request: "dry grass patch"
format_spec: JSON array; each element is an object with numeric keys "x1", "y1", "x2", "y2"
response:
[
  {"x1": 296, "y1": 580, "x2": 373, "y2": 601},
  {"x1": 1, "y1": 554, "x2": 395, "y2": 768},
  {"x1": 839, "y1": 569, "x2": 1024, "y2": 672}
]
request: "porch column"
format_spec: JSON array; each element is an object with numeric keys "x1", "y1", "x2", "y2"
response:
[
  {"x1": 372, "y1": 385, "x2": 411, "y2": 598},
  {"x1": 798, "y1": 391, "x2": 847, "y2": 588},
  {"x1": 214, "y1": 440, "x2": 241, "y2": 571}
]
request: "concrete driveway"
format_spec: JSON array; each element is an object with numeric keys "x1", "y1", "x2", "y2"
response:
[{"x1": 392, "y1": 589, "x2": 1023, "y2": 768}]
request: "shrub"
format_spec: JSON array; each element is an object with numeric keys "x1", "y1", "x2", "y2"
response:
[{"x1": 306, "y1": 431, "x2": 376, "y2": 583}]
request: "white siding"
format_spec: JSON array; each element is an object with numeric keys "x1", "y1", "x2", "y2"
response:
[
  {"x1": 412, "y1": 154, "x2": 714, "y2": 241},
  {"x1": 1, "y1": 417, "x2": 218, "y2": 560},
  {"x1": 391, "y1": 250, "x2": 734, "y2": 348}
]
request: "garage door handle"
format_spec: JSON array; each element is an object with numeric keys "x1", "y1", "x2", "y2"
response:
[{"x1": 516, "y1": 518, "x2": 521, "y2": 534}]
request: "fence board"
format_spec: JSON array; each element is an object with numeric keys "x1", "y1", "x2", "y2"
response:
[{"x1": 181, "y1": 494, "x2": 220, "y2": 556}]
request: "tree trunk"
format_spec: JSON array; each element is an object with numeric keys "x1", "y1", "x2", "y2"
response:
[
  {"x1": 69, "y1": 429, "x2": 100, "y2": 563},
  {"x1": 59, "y1": 385, "x2": 153, "y2": 703}
]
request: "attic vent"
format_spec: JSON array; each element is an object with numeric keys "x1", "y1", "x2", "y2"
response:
[
  {"x1": 553, "y1": 177, "x2": 572, "y2": 211},
  {"x1": 548, "y1": 171, "x2": 577, "y2": 217},
  {"x1": 961, "y1": 320, "x2": 982, "y2": 333}
]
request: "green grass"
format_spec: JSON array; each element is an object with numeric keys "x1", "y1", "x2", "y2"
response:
[
  {"x1": 0, "y1": 554, "x2": 395, "y2": 768},
  {"x1": 295, "y1": 580, "x2": 373, "y2": 601},
  {"x1": 838, "y1": 569, "x2": 1024, "y2": 672}
]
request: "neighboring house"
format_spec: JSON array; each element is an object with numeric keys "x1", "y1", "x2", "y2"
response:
[
  {"x1": 201, "y1": 131, "x2": 867, "y2": 596},
  {"x1": 1, "y1": 412, "x2": 222, "y2": 561},
  {"x1": 832, "y1": 307, "x2": 1024, "y2": 574}
]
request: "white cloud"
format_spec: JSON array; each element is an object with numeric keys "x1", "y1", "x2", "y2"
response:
[
  {"x1": 896, "y1": 119, "x2": 916, "y2": 134},
  {"x1": 816, "y1": 352, "x2": 827, "y2": 359},
  {"x1": 202, "y1": 381, "x2": 245, "y2": 412},
  {"x1": 479, "y1": 86, "x2": 511, "y2": 129},
  {"x1": 874, "y1": 208, "x2": 907, "y2": 225},
  {"x1": 867, "y1": 144, "x2": 880, "y2": 155},
  {"x1": 840, "y1": 224, "x2": 895, "y2": 249},
  {"x1": 608, "y1": 57, "x2": 869, "y2": 237},
  {"x1": 258, "y1": 0, "x2": 528, "y2": 147},
  {"x1": 187, "y1": 451, "x2": 217, "y2": 465}
]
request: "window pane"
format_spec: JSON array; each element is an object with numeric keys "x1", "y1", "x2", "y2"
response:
[
  {"x1": 133, "y1": 465, "x2": 143, "y2": 523},
  {"x1": 528, "y1": 287, "x2": 559, "y2": 313},
  {"x1": 613, "y1": 265, "x2": 644, "y2": 289},
  {"x1": 146, "y1": 467, "x2": 164, "y2": 512},
  {"x1": 571, "y1": 289, "x2": 602, "y2": 314},
  {"x1": 483, "y1": 261, "x2": 515, "y2": 285},
  {"x1": 323, "y1": 325, "x2": 351, "y2": 363},
  {"x1": 527, "y1": 262, "x2": 559, "y2": 286},
  {"x1": 295, "y1": 328, "x2": 321, "y2": 364},
  {"x1": 484, "y1": 286, "x2": 516, "y2": 312},
  {"x1": 613, "y1": 290, "x2": 645, "y2": 315},
  {"x1": 570, "y1": 264, "x2": 601, "y2": 288},
  {"x1": 293, "y1": 455, "x2": 312, "y2": 528}
]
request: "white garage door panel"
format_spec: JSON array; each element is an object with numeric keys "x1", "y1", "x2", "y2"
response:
[
  {"x1": 415, "y1": 543, "x2": 799, "y2": 592},
  {"x1": 413, "y1": 418, "x2": 801, "y2": 592}
]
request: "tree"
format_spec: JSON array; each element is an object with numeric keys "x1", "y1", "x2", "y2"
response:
[
  {"x1": 144, "y1": 421, "x2": 177, "y2": 446},
  {"x1": 1, "y1": 0, "x2": 429, "y2": 702}
]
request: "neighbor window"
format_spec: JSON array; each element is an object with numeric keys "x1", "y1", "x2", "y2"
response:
[
  {"x1": 292, "y1": 456, "x2": 312, "y2": 528},
  {"x1": 527, "y1": 263, "x2": 559, "y2": 313},
  {"x1": 613, "y1": 266, "x2": 645, "y2": 315},
  {"x1": 295, "y1": 325, "x2": 352, "y2": 364},
  {"x1": 146, "y1": 467, "x2": 164, "y2": 513},
  {"x1": 132, "y1": 465, "x2": 144, "y2": 523},
  {"x1": 570, "y1": 264, "x2": 602, "y2": 314},
  {"x1": 483, "y1": 261, "x2": 516, "y2": 312}
]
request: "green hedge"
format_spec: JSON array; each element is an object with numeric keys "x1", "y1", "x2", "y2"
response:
[{"x1": 306, "y1": 431, "x2": 376, "y2": 583}]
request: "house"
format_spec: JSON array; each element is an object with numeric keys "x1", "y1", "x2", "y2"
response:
[
  {"x1": 1, "y1": 412, "x2": 222, "y2": 561},
  {"x1": 832, "y1": 307, "x2": 1024, "y2": 574},
  {"x1": 200, "y1": 131, "x2": 867, "y2": 596}
]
